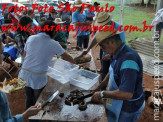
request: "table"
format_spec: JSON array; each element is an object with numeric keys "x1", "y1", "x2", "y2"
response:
[
  {"x1": 3, "y1": 46, "x2": 18, "y2": 60},
  {"x1": 29, "y1": 53, "x2": 107, "y2": 121},
  {"x1": 29, "y1": 77, "x2": 107, "y2": 122}
]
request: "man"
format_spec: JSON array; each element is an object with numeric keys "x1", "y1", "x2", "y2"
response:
[
  {"x1": 60, "y1": 2, "x2": 72, "y2": 39},
  {"x1": 0, "y1": 90, "x2": 41, "y2": 122},
  {"x1": 18, "y1": 20, "x2": 75, "y2": 109},
  {"x1": 14, "y1": 16, "x2": 33, "y2": 61},
  {"x1": 93, "y1": 2, "x2": 100, "y2": 21},
  {"x1": 72, "y1": 0, "x2": 92, "y2": 49},
  {"x1": 91, "y1": 30, "x2": 145, "y2": 122},
  {"x1": 82, "y1": 12, "x2": 126, "y2": 90},
  {"x1": 47, "y1": 9, "x2": 57, "y2": 21},
  {"x1": 85, "y1": 3, "x2": 95, "y2": 22},
  {"x1": 54, "y1": 18, "x2": 67, "y2": 50}
]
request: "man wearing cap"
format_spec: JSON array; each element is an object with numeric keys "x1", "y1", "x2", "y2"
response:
[
  {"x1": 91, "y1": 30, "x2": 145, "y2": 122},
  {"x1": 82, "y1": 12, "x2": 126, "y2": 90},
  {"x1": 93, "y1": 2, "x2": 100, "y2": 21},
  {"x1": 54, "y1": 18, "x2": 67, "y2": 50},
  {"x1": 72, "y1": 0, "x2": 92, "y2": 49}
]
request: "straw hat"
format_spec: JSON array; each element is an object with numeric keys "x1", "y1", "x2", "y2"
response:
[
  {"x1": 94, "y1": 12, "x2": 113, "y2": 26},
  {"x1": 75, "y1": 0, "x2": 83, "y2": 7},
  {"x1": 54, "y1": 18, "x2": 65, "y2": 24},
  {"x1": 95, "y1": 29, "x2": 121, "y2": 47}
]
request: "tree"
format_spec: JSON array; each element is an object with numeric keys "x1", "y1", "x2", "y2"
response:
[
  {"x1": 141, "y1": 0, "x2": 144, "y2": 5},
  {"x1": 147, "y1": 0, "x2": 152, "y2": 5}
]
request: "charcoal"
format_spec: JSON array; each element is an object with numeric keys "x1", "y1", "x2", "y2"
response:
[{"x1": 59, "y1": 93, "x2": 64, "y2": 98}]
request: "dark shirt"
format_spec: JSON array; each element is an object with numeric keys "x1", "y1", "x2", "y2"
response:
[
  {"x1": 110, "y1": 44, "x2": 145, "y2": 112},
  {"x1": 47, "y1": 16, "x2": 55, "y2": 21}
]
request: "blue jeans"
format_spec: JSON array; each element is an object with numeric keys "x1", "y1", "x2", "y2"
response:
[
  {"x1": 77, "y1": 35, "x2": 89, "y2": 49},
  {"x1": 119, "y1": 101, "x2": 145, "y2": 122},
  {"x1": 24, "y1": 86, "x2": 44, "y2": 109}
]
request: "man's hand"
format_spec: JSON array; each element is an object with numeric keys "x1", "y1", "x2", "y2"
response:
[
  {"x1": 91, "y1": 92, "x2": 101, "y2": 103},
  {"x1": 22, "y1": 103, "x2": 42, "y2": 120},
  {"x1": 81, "y1": 50, "x2": 89, "y2": 56},
  {"x1": 102, "y1": 54, "x2": 110, "y2": 61}
]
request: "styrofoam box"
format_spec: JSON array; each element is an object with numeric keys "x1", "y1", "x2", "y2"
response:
[
  {"x1": 47, "y1": 58, "x2": 79, "y2": 84},
  {"x1": 69, "y1": 69, "x2": 100, "y2": 90}
]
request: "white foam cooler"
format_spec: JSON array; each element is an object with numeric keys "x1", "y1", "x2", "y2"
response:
[
  {"x1": 47, "y1": 58, "x2": 79, "y2": 84},
  {"x1": 69, "y1": 69, "x2": 100, "y2": 90}
]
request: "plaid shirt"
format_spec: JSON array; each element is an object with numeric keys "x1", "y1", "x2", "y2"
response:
[{"x1": 15, "y1": 32, "x2": 30, "y2": 56}]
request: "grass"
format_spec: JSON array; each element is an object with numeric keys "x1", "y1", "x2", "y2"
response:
[{"x1": 92, "y1": 0, "x2": 163, "y2": 43}]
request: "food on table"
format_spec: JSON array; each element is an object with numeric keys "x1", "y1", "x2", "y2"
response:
[
  {"x1": 75, "y1": 55, "x2": 91, "y2": 64},
  {"x1": 59, "y1": 93, "x2": 64, "y2": 98},
  {"x1": 65, "y1": 89, "x2": 90, "y2": 111},
  {"x1": 2, "y1": 78, "x2": 26, "y2": 93},
  {"x1": 78, "y1": 101, "x2": 87, "y2": 111},
  {"x1": 65, "y1": 98, "x2": 71, "y2": 106}
]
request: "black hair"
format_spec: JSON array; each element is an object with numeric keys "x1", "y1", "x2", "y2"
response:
[
  {"x1": 40, "y1": 20, "x2": 57, "y2": 38},
  {"x1": 17, "y1": 15, "x2": 33, "y2": 33},
  {"x1": 10, "y1": 7, "x2": 15, "y2": 12},
  {"x1": 27, "y1": 9, "x2": 33, "y2": 15},
  {"x1": 94, "y1": 2, "x2": 100, "y2": 6},
  {"x1": 19, "y1": 15, "x2": 33, "y2": 26}
]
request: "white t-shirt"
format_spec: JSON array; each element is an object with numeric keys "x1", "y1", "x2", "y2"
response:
[{"x1": 18, "y1": 33, "x2": 65, "y2": 89}]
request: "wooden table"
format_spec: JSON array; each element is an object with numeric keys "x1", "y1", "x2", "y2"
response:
[
  {"x1": 29, "y1": 77, "x2": 107, "y2": 122},
  {"x1": 29, "y1": 51, "x2": 107, "y2": 121}
]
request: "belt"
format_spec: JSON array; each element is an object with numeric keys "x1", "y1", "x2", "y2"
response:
[{"x1": 22, "y1": 68, "x2": 46, "y2": 76}]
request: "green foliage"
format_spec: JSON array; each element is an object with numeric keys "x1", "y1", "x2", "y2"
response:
[{"x1": 92, "y1": 0, "x2": 163, "y2": 43}]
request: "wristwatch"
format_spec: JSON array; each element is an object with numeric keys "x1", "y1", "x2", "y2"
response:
[{"x1": 100, "y1": 91, "x2": 105, "y2": 98}]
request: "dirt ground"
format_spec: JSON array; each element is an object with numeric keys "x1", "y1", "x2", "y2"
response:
[{"x1": 0, "y1": 31, "x2": 163, "y2": 122}]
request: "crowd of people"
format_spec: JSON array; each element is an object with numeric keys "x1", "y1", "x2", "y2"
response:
[{"x1": 0, "y1": 0, "x2": 146, "y2": 122}]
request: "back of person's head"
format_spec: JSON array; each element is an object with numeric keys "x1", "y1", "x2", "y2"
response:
[
  {"x1": 40, "y1": 20, "x2": 57, "y2": 38},
  {"x1": 10, "y1": 7, "x2": 14, "y2": 13},
  {"x1": 19, "y1": 15, "x2": 33, "y2": 26},
  {"x1": 27, "y1": 9, "x2": 33, "y2": 16}
]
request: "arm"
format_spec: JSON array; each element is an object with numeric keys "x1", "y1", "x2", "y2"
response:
[
  {"x1": 81, "y1": 37, "x2": 97, "y2": 56},
  {"x1": 74, "y1": 21, "x2": 92, "y2": 26},
  {"x1": 91, "y1": 89, "x2": 133, "y2": 103},
  {"x1": 103, "y1": 89, "x2": 133, "y2": 100},
  {"x1": 61, "y1": 52, "x2": 76, "y2": 64},
  {"x1": 95, "y1": 72, "x2": 109, "y2": 91},
  {"x1": 0, "y1": 90, "x2": 41, "y2": 122},
  {"x1": 6, "y1": 36, "x2": 14, "y2": 42},
  {"x1": 59, "y1": 42, "x2": 67, "y2": 47}
]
